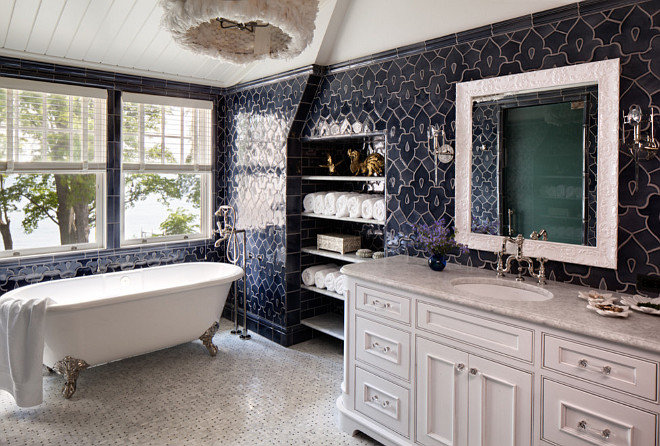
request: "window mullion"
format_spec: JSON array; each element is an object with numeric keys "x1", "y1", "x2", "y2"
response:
[
  {"x1": 161, "y1": 105, "x2": 165, "y2": 164},
  {"x1": 180, "y1": 107, "x2": 184, "y2": 164},
  {"x1": 7, "y1": 90, "x2": 15, "y2": 169},
  {"x1": 82, "y1": 97, "x2": 89, "y2": 167},
  {"x1": 139, "y1": 104, "x2": 145, "y2": 170},
  {"x1": 69, "y1": 95, "x2": 74, "y2": 163},
  {"x1": 41, "y1": 93, "x2": 47, "y2": 162}
]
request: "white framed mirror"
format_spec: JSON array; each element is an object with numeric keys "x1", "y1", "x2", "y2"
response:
[{"x1": 455, "y1": 59, "x2": 620, "y2": 269}]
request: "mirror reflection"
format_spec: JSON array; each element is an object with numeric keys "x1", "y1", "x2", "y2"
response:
[{"x1": 470, "y1": 85, "x2": 598, "y2": 246}]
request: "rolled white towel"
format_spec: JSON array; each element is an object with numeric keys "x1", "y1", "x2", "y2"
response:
[
  {"x1": 313, "y1": 193, "x2": 328, "y2": 214},
  {"x1": 302, "y1": 263, "x2": 336, "y2": 286},
  {"x1": 361, "y1": 197, "x2": 380, "y2": 220},
  {"x1": 324, "y1": 271, "x2": 342, "y2": 292},
  {"x1": 303, "y1": 193, "x2": 319, "y2": 213},
  {"x1": 335, "y1": 193, "x2": 358, "y2": 218},
  {"x1": 334, "y1": 274, "x2": 347, "y2": 297},
  {"x1": 324, "y1": 192, "x2": 343, "y2": 215},
  {"x1": 315, "y1": 267, "x2": 339, "y2": 289},
  {"x1": 373, "y1": 199, "x2": 386, "y2": 222},
  {"x1": 348, "y1": 194, "x2": 370, "y2": 219}
]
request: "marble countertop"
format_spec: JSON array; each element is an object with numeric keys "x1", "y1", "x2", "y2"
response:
[{"x1": 341, "y1": 255, "x2": 660, "y2": 355}]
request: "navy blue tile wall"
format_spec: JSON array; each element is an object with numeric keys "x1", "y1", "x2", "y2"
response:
[
  {"x1": 301, "y1": 0, "x2": 660, "y2": 294},
  {"x1": 0, "y1": 58, "x2": 225, "y2": 295},
  {"x1": 223, "y1": 74, "x2": 309, "y2": 343}
]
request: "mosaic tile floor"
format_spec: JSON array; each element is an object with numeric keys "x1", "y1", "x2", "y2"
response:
[{"x1": 0, "y1": 319, "x2": 380, "y2": 446}]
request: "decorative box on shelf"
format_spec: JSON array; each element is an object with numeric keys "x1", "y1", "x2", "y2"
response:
[{"x1": 317, "y1": 233, "x2": 361, "y2": 255}]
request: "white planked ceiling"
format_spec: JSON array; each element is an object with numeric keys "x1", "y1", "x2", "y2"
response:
[{"x1": 0, "y1": 0, "x2": 578, "y2": 88}]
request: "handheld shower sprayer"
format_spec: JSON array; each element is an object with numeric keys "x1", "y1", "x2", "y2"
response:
[{"x1": 214, "y1": 205, "x2": 236, "y2": 246}]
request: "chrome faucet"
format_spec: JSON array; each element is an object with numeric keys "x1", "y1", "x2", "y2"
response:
[{"x1": 496, "y1": 233, "x2": 547, "y2": 285}]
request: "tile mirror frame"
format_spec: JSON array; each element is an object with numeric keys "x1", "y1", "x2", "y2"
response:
[{"x1": 455, "y1": 59, "x2": 620, "y2": 269}]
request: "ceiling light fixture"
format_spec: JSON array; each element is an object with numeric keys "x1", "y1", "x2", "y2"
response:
[{"x1": 160, "y1": 0, "x2": 320, "y2": 65}]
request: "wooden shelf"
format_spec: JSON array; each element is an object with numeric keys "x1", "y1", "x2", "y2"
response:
[
  {"x1": 302, "y1": 175, "x2": 385, "y2": 182},
  {"x1": 301, "y1": 313, "x2": 344, "y2": 341},
  {"x1": 301, "y1": 284, "x2": 345, "y2": 300},
  {"x1": 302, "y1": 212, "x2": 384, "y2": 225},
  {"x1": 301, "y1": 247, "x2": 372, "y2": 263}
]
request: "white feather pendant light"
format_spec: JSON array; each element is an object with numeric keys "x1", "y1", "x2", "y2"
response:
[{"x1": 160, "y1": 0, "x2": 320, "y2": 64}]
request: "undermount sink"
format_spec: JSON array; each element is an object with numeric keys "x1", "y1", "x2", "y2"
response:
[{"x1": 450, "y1": 277, "x2": 553, "y2": 302}]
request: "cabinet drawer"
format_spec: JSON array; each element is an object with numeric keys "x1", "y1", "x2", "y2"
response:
[
  {"x1": 355, "y1": 367, "x2": 410, "y2": 438},
  {"x1": 355, "y1": 316, "x2": 411, "y2": 381},
  {"x1": 542, "y1": 379, "x2": 657, "y2": 446},
  {"x1": 417, "y1": 301, "x2": 533, "y2": 362},
  {"x1": 355, "y1": 284, "x2": 411, "y2": 324},
  {"x1": 543, "y1": 334, "x2": 658, "y2": 401}
]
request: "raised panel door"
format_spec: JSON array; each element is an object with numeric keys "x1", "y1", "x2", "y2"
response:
[
  {"x1": 467, "y1": 355, "x2": 533, "y2": 446},
  {"x1": 416, "y1": 337, "x2": 469, "y2": 446}
]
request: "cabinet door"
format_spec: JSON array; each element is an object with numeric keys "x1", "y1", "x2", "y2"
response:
[
  {"x1": 467, "y1": 355, "x2": 532, "y2": 446},
  {"x1": 416, "y1": 337, "x2": 469, "y2": 446}
]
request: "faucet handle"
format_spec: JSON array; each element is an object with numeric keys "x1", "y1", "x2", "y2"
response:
[{"x1": 530, "y1": 229, "x2": 548, "y2": 241}]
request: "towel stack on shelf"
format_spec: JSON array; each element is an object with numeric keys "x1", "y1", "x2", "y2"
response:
[
  {"x1": 304, "y1": 192, "x2": 384, "y2": 221},
  {"x1": 301, "y1": 263, "x2": 348, "y2": 297}
]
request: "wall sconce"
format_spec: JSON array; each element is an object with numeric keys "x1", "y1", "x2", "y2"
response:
[
  {"x1": 623, "y1": 105, "x2": 658, "y2": 193},
  {"x1": 428, "y1": 124, "x2": 454, "y2": 184}
]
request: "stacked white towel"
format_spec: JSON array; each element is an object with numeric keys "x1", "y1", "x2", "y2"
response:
[
  {"x1": 323, "y1": 192, "x2": 343, "y2": 216},
  {"x1": 301, "y1": 263, "x2": 336, "y2": 286},
  {"x1": 361, "y1": 197, "x2": 381, "y2": 220},
  {"x1": 334, "y1": 274, "x2": 347, "y2": 297},
  {"x1": 373, "y1": 199, "x2": 386, "y2": 222},
  {"x1": 315, "y1": 267, "x2": 339, "y2": 289},
  {"x1": 313, "y1": 193, "x2": 328, "y2": 214},
  {"x1": 324, "y1": 271, "x2": 343, "y2": 292},
  {"x1": 303, "y1": 190, "x2": 384, "y2": 220},
  {"x1": 335, "y1": 193, "x2": 357, "y2": 218},
  {"x1": 348, "y1": 194, "x2": 370, "y2": 219},
  {"x1": 0, "y1": 296, "x2": 51, "y2": 407},
  {"x1": 303, "y1": 193, "x2": 320, "y2": 213}
]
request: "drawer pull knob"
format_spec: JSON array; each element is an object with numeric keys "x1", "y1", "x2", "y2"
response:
[
  {"x1": 371, "y1": 342, "x2": 391, "y2": 353},
  {"x1": 469, "y1": 368, "x2": 478, "y2": 376},
  {"x1": 578, "y1": 359, "x2": 612, "y2": 375},
  {"x1": 370, "y1": 395, "x2": 391, "y2": 408},
  {"x1": 371, "y1": 299, "x2": 391, "y2": 309},
  {"x1": 578, "y1": 420, "x2": 611, "y2": 440},
  {"x1": 456, "y1": 363, "x2": 465, "y2": 371}
]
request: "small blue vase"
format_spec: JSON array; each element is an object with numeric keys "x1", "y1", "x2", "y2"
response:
[{"x1": 428, "y1": 253, "x2": 447, "y2": 271}]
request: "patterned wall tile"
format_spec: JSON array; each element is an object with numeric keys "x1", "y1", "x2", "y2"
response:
[
  {"x1": 224, "y1": 75, "x2": 308, "y2": 337},
  {"x1": 302, "y1": 0, "x2": 660, "y2": 295}
]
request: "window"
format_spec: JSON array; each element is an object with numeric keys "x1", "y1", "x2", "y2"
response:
[
  {"x1": 0, "y1": 77, "x2": 106, "y2": 258},
  {"x1": 121, "y1": 93, "x2": 212, "y2": 244}
]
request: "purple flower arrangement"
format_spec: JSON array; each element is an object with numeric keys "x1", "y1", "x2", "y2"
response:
[{"x1": 414, "y1": 219, "x2": 468, "y2": 256}]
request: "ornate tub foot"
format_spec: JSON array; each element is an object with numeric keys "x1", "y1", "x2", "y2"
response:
[
  {"x1": 52, "y1": 356, "x2": 89, "y2": 399},
  {"x1": 199, "y1": 321, "x2": 220, "y2": 356}
]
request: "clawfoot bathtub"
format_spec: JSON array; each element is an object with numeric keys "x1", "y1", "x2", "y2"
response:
[{"x1": 5, "y1": 262, "x2": 243, "y2": 399}]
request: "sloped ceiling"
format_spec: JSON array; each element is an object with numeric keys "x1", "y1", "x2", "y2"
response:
[{"x1": 0, "y1": 0, "x2": 577, "y2": 88}]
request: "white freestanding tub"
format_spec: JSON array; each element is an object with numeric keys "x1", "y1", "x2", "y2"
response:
[{"x1": 3, "y1": 261, "x2": 243, "y2": 398}]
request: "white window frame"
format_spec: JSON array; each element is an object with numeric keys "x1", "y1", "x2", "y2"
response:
[
  {"x1": 120, "y1": 93, "x2": 213, "y2": 246},
  {"x1": 0, "y1": 77, "x2": 107, "y2": 260}
]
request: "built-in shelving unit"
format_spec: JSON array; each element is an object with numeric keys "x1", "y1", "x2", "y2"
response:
[
  {"x1": 300, "y1": 284, "x2": 345, "y2": 301},
  {"x1": 299, "y1": 132, "x2": 387, "y2": 342},
  {"x1": 301, "y1": 247, "x2": 370, "y2": 263},
  {"x1": 299, "y1": 313, "x2": 344, "y2": 341},
  {"x1": 301, "y1": 175, "x2": 385, "y2": 182},
  {"x1": 302, "y1": 212, "x2": 384, "y2": 225}
]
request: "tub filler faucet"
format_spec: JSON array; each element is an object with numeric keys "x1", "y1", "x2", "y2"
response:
[{"x1": 215, "y1": 205, "x2": 251, "y2": 340}]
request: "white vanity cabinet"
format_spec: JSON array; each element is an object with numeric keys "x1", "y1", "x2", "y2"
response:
[
  {"x1": 338, "y1": 269, "x2": 660, "y2": 446},
  {"x1": 416, "y1": 337, "x2": 532, "y2": 446}
]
